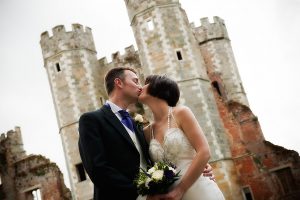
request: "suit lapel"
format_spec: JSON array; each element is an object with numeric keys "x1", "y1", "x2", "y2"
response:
[
  {"x1": 132, "y1": 120, "x2": 152, "y2": 166},
  {"x1": 101, "y1": 106, "x2": 137, "y2": 149}
]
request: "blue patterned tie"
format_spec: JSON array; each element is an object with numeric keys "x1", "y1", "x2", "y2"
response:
[{"x1": 118, "y1": 110, "x2": 135, "y2": 133}]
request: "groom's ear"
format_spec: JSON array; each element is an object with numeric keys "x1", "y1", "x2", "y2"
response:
[{"x1": 114, "y1": 78, "x2": 124, "y2": 89}]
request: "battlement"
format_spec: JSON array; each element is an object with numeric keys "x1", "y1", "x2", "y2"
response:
[
  {"x1": 98, "y1": 45, "x2": 140, "y2": 66},
  {"x1": 0, "y1": 126, "x2": 26, "y2": 163},
  {"x1": 0, "y1": 126, "x2": 22, "y2": 143},
  {"x1": 40, "y1": 23, "x2": 96, "y2": 60},
  {"x1": 111, "y1": 45, "x2": 137, "y2": 62},
  {"x1": 124, "y1": 0, "x2": 180, "y2": 23},
  {"x1": 41, "y1": 24, "x2": 92, "y2": 40},
  {"x1": 192, "y1": 16, "x2": 229, "y2": 45}
]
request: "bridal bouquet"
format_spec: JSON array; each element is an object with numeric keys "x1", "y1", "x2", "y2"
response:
[{"x1": 134, "y1": 161, "x2": 181, "y2": 196}]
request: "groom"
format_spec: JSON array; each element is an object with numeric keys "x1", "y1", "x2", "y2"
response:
[{"x1": 78, "y1": 67, "x2": 214, "y2": 200}]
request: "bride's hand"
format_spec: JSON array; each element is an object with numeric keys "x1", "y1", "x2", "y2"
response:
[{"x1": 203, "y1": 163, "x2": 216, "y2": 181}]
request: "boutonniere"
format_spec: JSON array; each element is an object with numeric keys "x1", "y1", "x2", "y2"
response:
[{"x1": 134, "y1": 114, "x2": 144, "y2": 130}]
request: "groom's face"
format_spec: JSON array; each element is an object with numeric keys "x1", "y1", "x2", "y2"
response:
[{"x1": 121, "y1": 70, "x2": 142, "y2": 103}]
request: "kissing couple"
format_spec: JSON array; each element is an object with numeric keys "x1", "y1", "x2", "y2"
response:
[{"x1": 78, "y1": 67, "x2": 224, "y2": 200}]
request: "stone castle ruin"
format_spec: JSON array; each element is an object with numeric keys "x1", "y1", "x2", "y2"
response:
[
  {"x1": 0, "y1": 127, "x2": 71, "y2": 199},
  {"x1": 11, "y1": 0, "x2": 298, "y2": 199}
]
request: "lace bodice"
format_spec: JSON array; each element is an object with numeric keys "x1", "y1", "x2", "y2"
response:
[{"x1": 148, "y1": 107, "x2": 196, "y2": 168}]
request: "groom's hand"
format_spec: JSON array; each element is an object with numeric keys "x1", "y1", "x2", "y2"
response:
[{"x1": 203, "y1": 163, "x2": 216, "y2": 181}]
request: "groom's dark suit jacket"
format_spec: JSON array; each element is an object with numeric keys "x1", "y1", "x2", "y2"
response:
[{"x1": 78, "y1": 105, "x2": 152, "y2": 200}]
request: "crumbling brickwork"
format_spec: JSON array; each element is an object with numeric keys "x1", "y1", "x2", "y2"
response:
[{"x1": 0, "y1": 127, "x2": 71, "y2": 200}]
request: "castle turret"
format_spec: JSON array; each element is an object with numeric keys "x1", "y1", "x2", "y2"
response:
[
  {"x1": 124, "y1": 0, "x2": 208, "y2": 79},
  {"x1": 194, "y1": 16, "x2": 249, "y2": 106},
  {"x1": 124, "y1": 1, "x2": 243, "y2": 198},
  {"x1": 124, "y1": 0, "x2": 226, "y2": 156},
  {"x1": 40, "y1": 24, "x2": 104, "y2": 199}
]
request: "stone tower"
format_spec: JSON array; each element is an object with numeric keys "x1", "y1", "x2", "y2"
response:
[
  {"x1": 194, "y1": 16, "x2": 249, "y2": 106},
  {"x1": 40, "y1": 24, "x2": 105, "y2": 199},
  {"x1": 124, "y1": 0, "x2": 242, "y2": 198}
]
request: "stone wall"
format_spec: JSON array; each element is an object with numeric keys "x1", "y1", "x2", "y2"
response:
[{"x1": 0, "y1": 127, "x2": 71, "y2": 200}]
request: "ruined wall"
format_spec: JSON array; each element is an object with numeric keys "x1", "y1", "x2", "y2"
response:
[
  {"x1": 210, "y1": 79, "x2": 300, "y2": 200},
  {"x1": 0, "y1": 127, "x2": 71, "y2": 200}
]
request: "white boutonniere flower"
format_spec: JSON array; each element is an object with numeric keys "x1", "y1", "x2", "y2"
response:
[
  {"x1": 134, "y1": 114, "x2": 144, "y2": 123},
  {"x1": 134, "y1": 114, "x2": 144, "y2": 130}
]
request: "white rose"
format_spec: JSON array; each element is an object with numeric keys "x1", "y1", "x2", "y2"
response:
[
  {"x1": 151, "y1": 170, "x2": 164, "y2": 181},
  {"x1": 134, "y1": 114, "x2": 143, "y2": 123},
  {"x1": 148, "y1": 167, "x2": 156, "y2": 174}
]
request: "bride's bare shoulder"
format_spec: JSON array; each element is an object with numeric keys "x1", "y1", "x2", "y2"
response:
[
  {"x1": 173, "y1": 105, "x2": 194, "y2": 124},
  {"x1": 173, "y1": 105, "x2": 192, "y2": 115}
]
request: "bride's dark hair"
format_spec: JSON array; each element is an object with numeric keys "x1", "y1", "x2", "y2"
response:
[{"x1": 145, "y1": 75, "x2": 180, "y2": 106}]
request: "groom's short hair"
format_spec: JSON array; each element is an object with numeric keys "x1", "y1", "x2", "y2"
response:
[{"x1": 105, "y1": 67, "x2": 137, "y2": 95}]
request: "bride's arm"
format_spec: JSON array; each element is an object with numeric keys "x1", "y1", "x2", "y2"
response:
[{"x1": 164, "y1": 106, "x2": 211, "y2": 199}]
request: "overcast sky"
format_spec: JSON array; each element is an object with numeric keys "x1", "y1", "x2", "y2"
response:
[{"x1": 1, "y1": 0, "x2": 299, "y2": 187}]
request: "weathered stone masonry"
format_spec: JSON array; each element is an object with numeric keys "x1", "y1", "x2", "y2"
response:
[
  {"x1": 0, "y1": 127, "x2": 71, "y2": 200},
  {"x1": 39, "y1": 1, "x2": 300, "y2": 199}
]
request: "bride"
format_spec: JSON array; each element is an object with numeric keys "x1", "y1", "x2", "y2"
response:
[{"x1": 138, "y1": 75, "x2": 225, "y2": 200}]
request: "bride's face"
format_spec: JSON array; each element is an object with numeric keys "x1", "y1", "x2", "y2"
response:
[{"x1": 138, "y1": 84, "x2": 149, "y2": 103}]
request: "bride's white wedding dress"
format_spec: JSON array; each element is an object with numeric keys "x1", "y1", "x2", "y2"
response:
[{"x1": 137, "y1": 108, "x2": 224, "y2": 200}]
